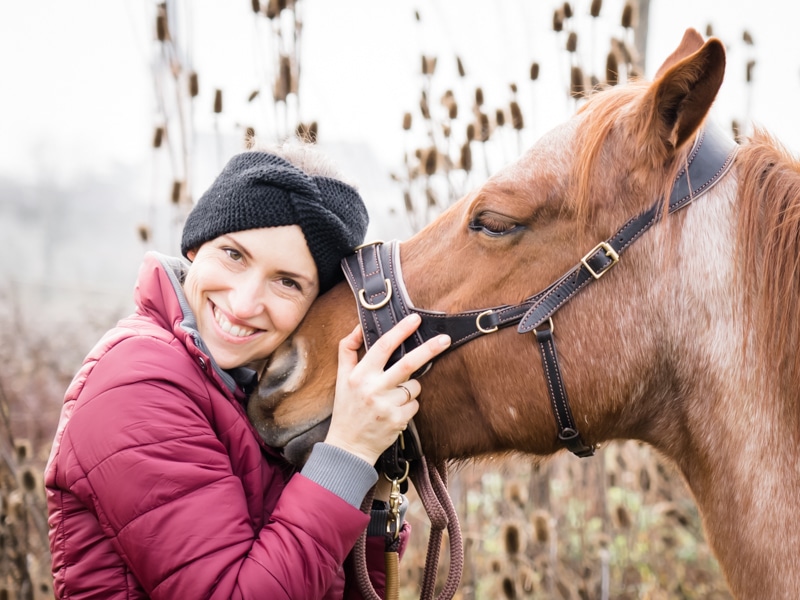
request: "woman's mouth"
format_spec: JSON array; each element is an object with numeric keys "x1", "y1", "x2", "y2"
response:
[{"x1": 213, "y1": 305, "x2": 258, "y2": 338}]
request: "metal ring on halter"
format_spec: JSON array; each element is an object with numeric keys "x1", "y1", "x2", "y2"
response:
[
  {"x1": 532, "y1": 317, "x2": 555, "y2": 335},
  {"x1": 476, "y1": 309, "x2": 499, "y2": 334},
  {"x1": 353, "y1": 239, "x2": 385, "y2": 251},
  {"x1": 383, "y1": 460, "x2": 411, "y2": 484},
  {"x1": 358, "y1": 279, "x2": 392, "y2": 310}
]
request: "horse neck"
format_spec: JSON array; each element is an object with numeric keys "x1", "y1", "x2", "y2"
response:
[{"x1": 647, "y1": 174, "x2": 800, "y2": 598}]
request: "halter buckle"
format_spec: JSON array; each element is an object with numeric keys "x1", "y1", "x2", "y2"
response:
[
  {"x1": 581, "y1": 241, "x2": 619, "y2": 279},
  {"x1": 358, "y1": 279, "x2": 392, "y2": 310}
]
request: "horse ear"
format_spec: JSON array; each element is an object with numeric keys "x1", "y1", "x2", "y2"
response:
[
  {"x1": 653, "y1": 28, "x2": 705, "y2": 79},
  {"x1": 648, "y1": 34, "x2": 726, "y2": 150}
]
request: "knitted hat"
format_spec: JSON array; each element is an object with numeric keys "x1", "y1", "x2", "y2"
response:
[{"x1": 181, "y1": 151, "x2": 369, "y2": 293}]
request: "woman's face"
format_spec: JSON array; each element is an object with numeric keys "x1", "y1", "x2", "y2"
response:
[{"x1": 184, "y1": 225, "x2": 319, "y2": 370}]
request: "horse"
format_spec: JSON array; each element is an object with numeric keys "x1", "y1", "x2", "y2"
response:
[{"x1": 248, "y1": 29, "x2": 800, "y2": 599}]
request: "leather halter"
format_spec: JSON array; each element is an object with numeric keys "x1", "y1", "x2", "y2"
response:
[{"x1": 342, "y1": 121, "x2": 738, "y2": 463}]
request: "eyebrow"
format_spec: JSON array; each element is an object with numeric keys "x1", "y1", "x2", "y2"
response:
[{"x1": 220, "y1": 234, "x2": 316, "y2": 285}]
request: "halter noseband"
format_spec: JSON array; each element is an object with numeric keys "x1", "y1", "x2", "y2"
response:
[{"x1": 342, "y1": 121, "x2": 738, "y2": 467}]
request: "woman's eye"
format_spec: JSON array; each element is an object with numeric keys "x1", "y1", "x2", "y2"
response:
[
  {"x1": 468, "y1": 215, "x2": 521, "y2": 237},
  {"x1": 280, "y1": 278, "x2": 300, "y2": 290},
  {"x1": 224, "y1": 248, "x2": 243, "y2": 261}
]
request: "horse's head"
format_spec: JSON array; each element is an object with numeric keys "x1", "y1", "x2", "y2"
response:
[{"x1": 249, "y1": 29, "x2": 728, "y2": 466}]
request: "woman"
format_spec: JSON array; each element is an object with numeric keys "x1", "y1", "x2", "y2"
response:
[{"x1": 45, "y1": 143, "x2": 451, "y2": 599}]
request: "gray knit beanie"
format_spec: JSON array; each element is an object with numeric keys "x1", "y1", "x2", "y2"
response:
[{"x1": 181, "y1": 151, "x2": 369, "y2": 293}]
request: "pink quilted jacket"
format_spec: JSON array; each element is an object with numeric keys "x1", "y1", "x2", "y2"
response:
[{"x1": 45, "y1": 253, "x2": 404, "y2": 599}]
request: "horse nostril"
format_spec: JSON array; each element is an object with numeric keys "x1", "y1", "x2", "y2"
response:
[{"x1": 256, "y1": 337, "x2": 306, "y2": 404}]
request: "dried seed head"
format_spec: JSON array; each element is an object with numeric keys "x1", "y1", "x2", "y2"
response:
[
  {"x1": 15, "y1": 439, "x2": 32, "y2": 463},
  {"x1": 474, "y1": 87, "x2": 484, "y2": 107},
  {"x1": 266, "y1": 0, "x2": 284, "y2": 19},
  {"x1": 509, "y1": 82, "x2": 518, "y2": 93},
  {"x1": 156, "y1": 10, "x2": 169, "y2": 42},
  {"x1": 423, "y1": 147, "x2": 437, "y2": 175},
  {"x1": 441, "y1": 89, "x2": 455, "y2": 106},
  {"x1": 509, "y1": 101, "x2": 524, "y2": 130},
  {"x1": 459, "y1": 142, "x2": 472, "y2": 171},
  {"x1": 189, "y1": 71, "x2": 199, "y2": 98},
  {"x1": 621, "y1": 2, "x2": 634, "y2": 28},
  {"x1": 502, "y1": 577, "x2": 516, "y2": 600},
  {"x1": 153, "y1": 126, "x2": 164, "y2": 148},
  {"x1": 213, "y1": 89, "x2": 223, "y2": 113},
  {"x1": 566, "y1": 31, "x2": 578, "y2": 53},
  {"x1": 415, "y1": 10, "x2": 421, "y2": 21},
  {"x1": 171, "y1": 180, "x2": 182, "y2": 204},
  {"x1": 251, "y1": 0, "x2": 260, "y2": 12},
  {"x1": 605, "y1": 52, "x2": 619, "y2": 86},
  {"x1": 495, "y1": 108, "x2": 506, "y2": 127},
  {"x1": 532, "y1": 511, "x2": 550, "y2": 543},
  {"x1": 530, "y1": 62, "x2": 540, "y2": 81},
  {"x1": 503, "y1": 523, "x2": 524, "y2": 555},
  {"x1": 137, "y1": 224, "x2": 151, "y2": 243},
  {"x1": 478, "y1": 112, "x2": 490, "y2": 141},
  {"x1": 426, "y1": 188, "x2": 437, "y2": 207},
  {"x1": 563, "y1": 2, "x2": 573, "y2": 19},
  {"x1": 746, "y1": 59, "x2": 755, "y2": 83},
  {"x1": 639, "y1": 466, "x2": 651, "y2": 491},
  {"x1": 456, "y1": 55, "x2": 466, "y2": 77},
  {"x1": 466, "y1": 122, "x2": 475, "y2": 141},
  {"x1": 19, "y1": 466, "x2": 40, "y2": 493},
  {"x1": 491, "y1": 559, "x2": 502, "y2": 573},
  {"x1": 743, "y1": 29, "x2": 754, "y2": 45},
  {"x1": 732, "y1": 119, "x2": 741, "y2": 141},
  {"x1": 705, "y1": 23, "x2": 714, "y2": 37},
  {"x1": 570, "y1": 65, "x2": 585, "y2": 98},
  {"x1": 615, "y1": 504, "x2": 632, "y2": 529},
  {"x1": 422, "y1": 55, "x2": 438, "y2": 76},
  {"x1": 590, "y1": 0, "x2": 602, "y2": 18},
  {"x1": 448, "y1": 100, "x2": 458, "y2": 119},
  {"x1": 442, "y1": 123, "x2": 451, "y2": 138},
  {"x1": 402, "y1": 112, "x2": 412, "y2": 131},
  {"x1": 553, "y1": 8, "x2": 564, "y2": 32},
  {"x1": 247, "y1": 89, "x2": 259, "y2": 102}
]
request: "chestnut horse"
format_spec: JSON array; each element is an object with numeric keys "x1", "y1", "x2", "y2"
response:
[{"x1": 249, "y1": 29, "x2": 800, "y2": 599}]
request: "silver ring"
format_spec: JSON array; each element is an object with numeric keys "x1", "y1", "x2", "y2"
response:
[{"x1": 398, "y1": 384, "x2": 412, "y2": 404}]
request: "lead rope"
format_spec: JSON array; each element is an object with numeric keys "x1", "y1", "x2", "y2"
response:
[
  {"x1": 353, "y1": 457, "x2": 463, "y2": 600},
  {"x1": 413, "y1": 458, "x2": 463, "y2": 600}
]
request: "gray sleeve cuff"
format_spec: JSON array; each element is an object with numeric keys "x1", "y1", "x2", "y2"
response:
[{"x1": 300, "y1": 442, "x2": 378, "y2": 509}]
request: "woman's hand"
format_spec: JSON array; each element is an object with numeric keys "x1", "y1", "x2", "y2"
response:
[{"x1": 324, "y1": 313, "x2": 450, "y2": 466}]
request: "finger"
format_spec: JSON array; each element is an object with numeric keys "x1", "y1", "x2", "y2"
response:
[
  {"x1": 396, "y1": 379, "x2": 421, "y2": 403},
  {"x1": 358, "y1": 314, "x2": 423, "y2": 370},
  {"x1": 396, "y1": 383, "x2": 413, "y2": 405},
  {"x1": 385, "y1": 333, "x2": 451, "y2": 383},
  {"x1": 337, "y1": 325, "x2": 363, "y2": 376}
]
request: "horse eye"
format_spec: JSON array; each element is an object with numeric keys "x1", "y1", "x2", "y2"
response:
[{"x1": 468, "y1": 214, "x2": 521, "y2": 237}]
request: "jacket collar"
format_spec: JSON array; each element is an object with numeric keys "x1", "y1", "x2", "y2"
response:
[{"x1": 136, "y1": 252, "x2": 258, "y2": 398}]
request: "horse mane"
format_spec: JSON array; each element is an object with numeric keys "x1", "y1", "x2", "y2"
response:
[{"x1": 736, "y1": 128, "x2": 800, "y2": 385}]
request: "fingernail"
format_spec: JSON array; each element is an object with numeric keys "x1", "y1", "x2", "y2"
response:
[
  {"x1": 438, "y1": 334, "x2": 451, "y2": 347},
  {"x1": 406, "y1": 313, "x2": 421, "y2": 324}
]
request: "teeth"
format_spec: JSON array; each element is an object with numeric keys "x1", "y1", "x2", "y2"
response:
[{"x1": 213, "y1": 306, "x2": 256, "y2": 338}]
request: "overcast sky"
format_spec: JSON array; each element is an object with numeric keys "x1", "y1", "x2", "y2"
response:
[{"x1": 3, "y1": 1, "x2": 800, "y2": 186}]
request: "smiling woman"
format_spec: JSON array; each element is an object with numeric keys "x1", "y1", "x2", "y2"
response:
[{"x1": 44, "y1": 141, "x2": 451, "y2": 599}]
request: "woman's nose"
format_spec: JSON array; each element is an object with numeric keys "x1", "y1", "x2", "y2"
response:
[{"x1": 228, "y1": 275, "x2": 266, "y2": 319}]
